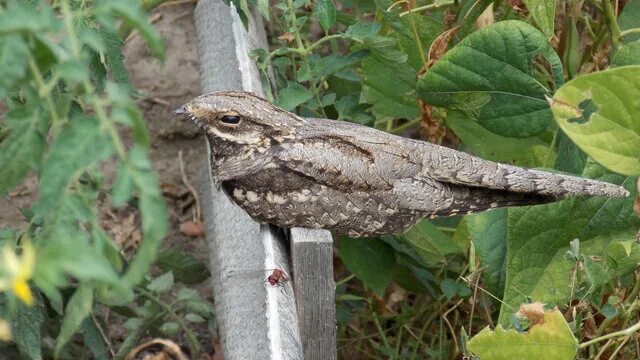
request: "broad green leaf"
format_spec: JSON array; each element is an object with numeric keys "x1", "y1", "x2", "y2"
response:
[
  {"x1": 606, "y1": 240, "x2": 640, "y2": 275},
  {"x1": 160, "y1": 322, "x2": 180, "y2": 336},
  {"x1": 418, "y1": 21, "x2": 564, "y2": 137},
  {"x1": 314, "y1": 0, "x2": 336, "y2": 32},
  {"x1": 55, "y1": 285, "x2": 94, "y2": 357},
  {"x1": 34, "y1": 116, "x2": 113, "y2": 217},
  {"x1": 148, "y1": 272, "x2": 174, "y2": 294},
  {"x1": 549, "y1": 66, "x2": 640, "y2": 176},
  {"x1": 12, "y1": 302, "x2": 44, "y2": 360},
  {"x1": 0, "y1": 2, "x2": 56, "y2": 34},
  {"x1": 554, "y1": 131, "x2": 587, "y2": 175},
  {"x1": 0, "y1": 35, "x2": 30, "y2": 97},
  {"x1": 466, "y1": 209, "x2": 508, "y2": 298},
  {"x1": 400, "y1": 220, "x2": 462, "y2": 264},
  {"x1": 447, "y1": 114, "x2": 554, "y2": 168},
  {"x1": 522, "y1": 0, "x2": 555, "y2": 38},
  {"x1": 612, "y1": 41, "x2": 640, "y2": 67},
  {"x1": 440, "y1": 278, "x2": 471, "y2": 299},
  {"x1": 498, "y1": 162, "x2": 639, "y2": 325},
  {"x1": 275, "y1": 83, "x2": 315, "y2": 111},
  {"x1": 157, "y1": 248, "x2": 210, "y2": 284},
  {"x1": 468, "y1": 310, "x2": 577, "y2": 360},
  {"x1": 619, "y1": 0, "x2": 640, "y2": 43},
  {"x1": 339, "y1": 237, "x2": 396, "y2": 294},
  {"x1": 0, "y1": 108, "x2": 49, "y2": 195}
]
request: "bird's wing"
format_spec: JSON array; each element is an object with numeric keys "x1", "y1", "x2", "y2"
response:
[{"x1": 277, "y1": 119, "x2": 422, "y2": 192}]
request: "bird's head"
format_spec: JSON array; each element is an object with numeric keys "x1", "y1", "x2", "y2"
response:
[{"x1": 173, "y1": 91, "x2": 305, "y2": 146}]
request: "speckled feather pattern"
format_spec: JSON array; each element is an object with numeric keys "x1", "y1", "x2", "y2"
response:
[{"x1": 176, "y1": 91, "x2": 629, "y2": 237}]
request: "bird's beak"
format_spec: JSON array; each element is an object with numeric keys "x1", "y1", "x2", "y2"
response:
[{"x1": 172, "y1": 106, "x2": 188, "y2": 117}]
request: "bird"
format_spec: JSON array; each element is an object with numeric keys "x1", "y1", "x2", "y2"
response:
[{"x1": 173, "y1": 91, "x2": 629, "y2": 237}]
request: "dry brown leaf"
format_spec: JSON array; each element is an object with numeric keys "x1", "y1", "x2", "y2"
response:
[
  {"x1": 278, "y1": 33, "x2": 295, "y2": 43},
  {"x1": 582, "y1": 312, "x2": 597, "y2": 339},
  {"x1": 516, "y1": 302, "x2": 546, "y2": 326},
  {"x1": 427, "y1": 26, "x2": 460, "y2": 68},
  {"x1": 180, "y1": 221, "x2": 205, "y2": 237}
]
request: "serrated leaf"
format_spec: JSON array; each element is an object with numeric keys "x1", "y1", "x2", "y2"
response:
[
  {"x1": 498, "y1": 162, "x2": 639, "y2": 325},
  {"x1": 275, "y1": 83, "x2": 314, "y2": 111},
  {"x1": 55, "y1": 285, "x2": 94, "y2": 357},
  {"x1": 160, "y1": 322, "x2": 180, "y2": 336},
  {"x1": 339, "y1": 237, "x2": 396, "y2": 294},
  {"x1": 0, "y1": 108, "x2": 49, "y2": 195},
  {"x1": 0, "y1": 2, "x2": 56, "y2": 34},
  {"x1": 148, "y1": 272, "x2": 174, "y2": 294},
  {"x1": 0, "y1": 35, "x2": 30, "y2": 97},
  {"x1": 157, "y1": 248, "x2": 210, "y2": 284},
  {"x1": 550, "y1": 66, "x2": 640, "y2": 176},
  {"x1": 400, "y1": 220, "x2": 462, "y2": 264},
  {"x1": 418, "y1": 20, "x2": 563, "y2": 137},
  {"x1": 314, "y1": 0, "x2": 336, "y2": 32},
  {"x1": 522, "y1": 0, "x2": 555, "y2": 38},
  {"x1": 345, "y1": 22, "x2": 381, "y2": 42},
  {"x1": 34, "y1": 116, "x2": 113, "y2": 217},
  {"x1": 12, "y1": 301, "x2": 44, "y2": 360},
  {"x1": 185, "y1": 313, "x2": 206, "y2": 323},
  {"x1": 95, "y1": 0, "x2": 164, "y2": 60},
  {"x1": 468, "y1": 310, "x2": 577, "y2": 360}
]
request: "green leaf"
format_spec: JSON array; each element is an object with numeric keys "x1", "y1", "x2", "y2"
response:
[
  {"x1": 80, "y1": 317, "x2": 110, "y2": 360},
  {"x1": 555, "y1": 131, "x2": 587, "y2": 174},
  {"x1": 55, "y1": 285, "x2": 94, "y2": 357},
  {"x1": 440, "y1": 279, "x2": 471, "y2": 299},
  {"x1": 0, "y1": 35, "x2": 30, "y2": 97},
  {"x1": 619, "y1": 0, "x2": 640, "y2": 43},
  {"x1": 0, "y1": 2, "x2": 56, "y2": 34},
  {"x1": 344, "y1": 22, "x2": 381, "y2": 42},
  {"x1": 418, "y1": 20, "x2": 563, "y2": 137},
  {"x1": 121, "y1": 146, "x2": 169, "y2": 287},
  {"x1": 466, "y1": 209, "x2": 508, "y2": 298},
  {"x1": 148, "y1": 272, "x2": 174, "y2": 294},
  {"x1": 12, "y1": 301, "x2": 44, "y2": 360},
  {"x1": 606, "y1": 240, "x2": 640, "y2": 275},
  {"x1": 468, "y1": 310, "x2": 577, "y2": 360},
  {"x1": 399, "y1": 220, "x2": 463, "y2": 265},
  {"x1": 498, "y1": 162, "x2": 639, "y2": 325},
  {"x1": 339, "y1": 237, "x2": 396, "y2": 294},
  {"x1": 612, "y1": 41, "x2": 640, "y2": 66},
  {"x1": 522, "y1": 0, "x2": 555, "y2": 38},
  {"x1": 95, "y1": 0, "x2": 164, "y2": 60},
  {"x1": 549, "y1": 66, "x2": 640, "y2": 176},
  {"x1": 185, "y1": 313, "x2": 206, "y2": 323},
  {"x1": 361, "y1": 56, "x2": 420, "y2": 119},
  {"x1": 157, "y1": 248, "x2": 210, "y2": 284},
  {"x1": 447, "y1": 113, "x2": 554, "y2": 168},
  {"x1": 55, "y1": 60, "x2": 90, "y2": 84},
  {"x1": 34, "y1": 116, "x2": 113, "y2": 217},
  {"x1": 275, "y1": 83, "x2": 315, "y2": 110},
  {"x1": 0, "y1": 108, "x2": 49, "y2": 195},
  {"x1": 160, "y1": 322, "x2": 180, "y2": 336},
  {"x1": 314, "y1": 0, "x2": 336, "y2": 32}
]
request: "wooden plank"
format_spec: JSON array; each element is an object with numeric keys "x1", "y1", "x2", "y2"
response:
[
  {"x1": 194, "y1": 1, "x2": 303, "y2": 359},
  {"x1": 290, "y1": 228, "x2": 337, "y2": 360}
]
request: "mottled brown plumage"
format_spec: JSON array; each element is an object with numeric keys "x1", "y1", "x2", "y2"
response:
[{"x1": 174, "y1": 91, "x2": 629, "y2": 237}]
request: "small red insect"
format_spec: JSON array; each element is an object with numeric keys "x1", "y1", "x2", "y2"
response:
[{"x1": 266, "y1": 268, "x2": 289, "y2": 287}]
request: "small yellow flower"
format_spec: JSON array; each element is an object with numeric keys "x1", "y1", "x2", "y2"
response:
[
  {"x1": 0, "y1": 240, "x2": 35, "y2": 306},
  {"x1": 0, "y1": 319, "x2": 11, "y2": 342}
]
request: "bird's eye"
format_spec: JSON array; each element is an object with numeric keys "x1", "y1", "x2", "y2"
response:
[{"x1": 220, "y1": 115, "x2": 241, "y2": 125}]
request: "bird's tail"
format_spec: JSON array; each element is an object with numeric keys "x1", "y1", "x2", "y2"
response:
[{"x1": 425, "y1": 146, "x2": 629, "y2": 198}]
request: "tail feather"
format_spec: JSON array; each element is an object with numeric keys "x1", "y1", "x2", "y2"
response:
[
  {"x1": 425, "y1": 146, "x2": 629, "y2": 198},
  {"x1": 429, "y1": 186, "x2": 557, "y2": 218}
]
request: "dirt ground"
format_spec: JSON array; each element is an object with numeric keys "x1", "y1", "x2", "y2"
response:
[{"x1": 1, "y1": 0, "x2": 217, "y2": 356}]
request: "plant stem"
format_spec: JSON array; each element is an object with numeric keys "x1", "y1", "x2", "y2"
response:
[
  {"x1": 399, "y1": 0, "x2": 455, "y2": 16},
  {"x1": 579, "y1": 321, "x2": 640, "y2": 349},
  {"x1": 136, "y1": 287, "x2": 202, "y2": 356},
  {"x1": 28, "y1": 58, "x2": 61, "y2": 129},
  {"x1": 621, "y1": 28, "x2": 640, "y2": 37},
  {"x1": 336, "y1": 273, "x2": 356, "y2": 287},
  {"x1": 602, "y1": 0, "x2": 622, "y2": 50}
]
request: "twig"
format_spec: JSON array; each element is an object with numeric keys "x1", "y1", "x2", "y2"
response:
[
  {"x1": 158, "y1": 0, "x2": 198, "y2": 8},
  {"x1": 178, "y1": 150, "x2": 201, "y2": 222},
  {"x1": 442, "y1": 299, "x2": 464, "y2": 355},
  {"x1": 594, "y1": 338, "x2": 615, "y2": 360},
  {"x1": 579, "y1": 321, "x2": 640, "y2": 349},
  {"x1": 609, "y1": 336, "x2": 631, "y2": 359},
  {"x1": 91, "y1": 313, "x2": 115, "y2": 358}
]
